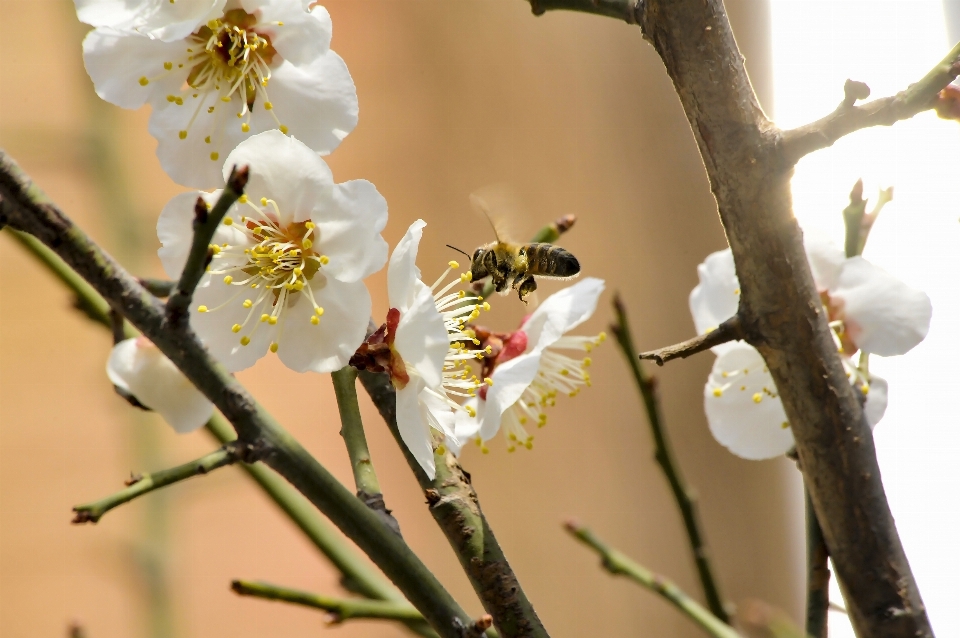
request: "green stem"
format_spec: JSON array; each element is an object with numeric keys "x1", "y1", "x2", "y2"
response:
[
  {"x1": 231, "y1": 580, "x2": 424, "y2": 622},
  {"x1": 73, "y1": 445, "x2": 242, "y2": 524},
  {"x1": 0, "y1": 152, "x2": 473, "y2": 638},
  {"x1": 165, "y1": 167, "x2": 247, "y2": 323},
  {"x1": 5, "y1": 215, "x2": 437, "y2": 638},
  {"x1": 359, "y1": 370, "x2": 543, "y2": 638},
  {"x1": 610, "y1": 296, "x2": 730, "y2": 623},
  {"x1": 805, "y1": 489, "x2": 830, "y2": 638},
  {"x1": 564, "y1": 522, "x2": 740, "y2": 638}
]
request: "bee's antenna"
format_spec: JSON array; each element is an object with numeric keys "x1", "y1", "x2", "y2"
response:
[{"x1": 446, "y1": 244, "x2": 472, "y2": 259}]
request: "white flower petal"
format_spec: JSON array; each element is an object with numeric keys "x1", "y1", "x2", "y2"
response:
[
  {"x1": 248, "y1": 53, "x2": 357, "y2": 156},
  {"x1": 77, "y1": 0, "x2": 227, "y2": 41},
  {"x1": 107, "y1": 338, "x2": 214, "y2": 433},
  {"x1": 450, "y1": 397, "x2": 482, "y2": 456},
  {"x1": 313, "y1": 180, "x2": 388, "y2": 283},
  {"x1": 863, "y1": 374, "x2": 888, "y2": 428},
  {"x1": 150, "y1": 93, "x2": 252, "y2": 189},
  {"x1": 803, "y1": 229, "x2": 846, "y2": 291},
  {"x1": 703, "y1": 343, "x2": 794, "y2": 460},
  {"x1": 835, "y1": 257, "x2": 932, "y2": 356},
  {"x1": 241, "y1": 0, "x2": 332, "y2": 64},
  {"x1": 480, "y1": 353, "x2": 543, "y2": 441},
  {"x1": 190, "y1": 280, "x2": 276, "y2": 371},
  {"x1": 157, "y1": 191, "x2": 246, "y2": 278},
  {"x1": 394, "y1": 281, "x2": 448, "y2": 389},
  {"x1": 82, "y1": 28, "x2": 187, "y2": 109},
  {"x1": 388, "y1": 220, "x2": 426, "y2": 312},
  {"x1": 420, "y1": 387, "x2": 458, "y2": 444},
  {"x1": 275, "y1": 276, "x2": 371, "y2": 373},
  {"x1": 222, "y1": 130, "x2": 334, "y2": 222},
  {"x1": 689, "y1": 248, "x2": 740, "y2": 342},
  {"x1": 522, "y1": 278, "x2": 605, "y2": 352},
  {"x1": 396, "y1": 379, "x2": 436, "y2": 480}
]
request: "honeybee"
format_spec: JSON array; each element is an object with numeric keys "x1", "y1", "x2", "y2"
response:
[{"x1": 463, "y1": 193, "x2": 581, "y2": 304}]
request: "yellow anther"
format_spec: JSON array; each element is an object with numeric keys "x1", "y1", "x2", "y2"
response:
[
  {"x1": 293, "y1": 281, "x2": 304, "y2": 291},
  {"x1": 209, "y1": 244, "x2": 221, "y2": 254},
  {"x1": 260, "y1": 197, "x2": 268, "y2": 205},
  {"x1": 305, "y1": 221, "x2": 315, "y2": 229},
  {"x1": 508, "y1": 433, "x2": 517, "y2": 441},
  {"x1": 205, "y1": 136, "x2": 212, "y2": 144},
  {"x1": 270, "y1": 342, "x2": 279, "y2": 353},
  {"x1": 174, "y1": 96, "x2": 183, "y2": 105},
  {"x1": 223, "y1": 216, "x2": 233, "y2": 226},
  {"x1": 484, "y1": 378, "x2": 494, "y2": 386},
  {"x1": 319, "y1": 255, "x2": 329, "y2": 265},
  {"x1": 525, "y1": 441, "x2": 533, "y2": 450},
  {"x1": 538, "y1": 413, "x2": 547, "y2": 423},
  {"x1": 260, "y1": 314, "x2": 270, "y2": 322},
  {"x1": 484, "y1": 345, "x2": 492, "y2": 354},
  {"x1": 457, "y1": 290, "x2": 466, "y2": 299},
  {"x1": 449, "y1": 260, "x2": 460, "y2": 269},
  {"x1": 597, "y1": 332, "x2": 607, "y2": 343},
  {"x1": 268, "y1": 316, "x2": 278, "y2": 325},
  {"x1": 178, "y1": 130, "x2": 187, "y2": 140},
  {"x1": 293, "y1": 267, "x2": 303, "y2": 276},
  {"x1": 231, "y1": 324, "x2": 242, "y2": 333},
  {"x1": 519, "y1": 417, "x2": 528, "y2": 425},
  {"x1": 465, "y1": 405, "x2": 476, "y2": 418},
  {"x1": 210, "y1": 152, "x2": 219, "y2": 161},
  {"x1": 752, "y1": 392, "x2": 763, "y2": 403},
  {"x1": 315, "y1": 307, "x2": 324, "y2": 316},
  {"x1": 483, "y1": 302, "x2": 491, "y2": 311},
  {"x1": 241, "y1": 123, "x2": 250, "y2": 133},
  {"x1": 264, "y1": 102, "x2": 274, "y2": 110},
  {"x1": 713, "y1": 387, "x2": 723, "y2": 397},
  {"x1": 861, "y1": 384, "x2": 869, "y2": 395},
  {"x1": 560, "y1": 369, "x2": 569, "y2": 376},
  {"x1": 481, "y1": 445, "x2": 490, "y2": 454},
  {"x1": 197, "y1": 305, "x2": 208, "y2": 313},
  {"x1": 309, "y1": 315, "x2": 320, "y2": 325},
  {"x1": 139, "y1": 77, "x2": 149, "y2": 86},
  {"x1": 781, "y1": 421, "x2": 790, "y2": 429},
  {"x1": 223, "y1": 276, "x2": 234, "y2": 285},
  {"x1": 207, "y1": 106, "x2": 215, "y2": 113},
  {"x1": 436, "y1": 444, "x2": 446, "y2": 455},
  {"x1": 302, "y1": 238, "x2": 313, "y2": 250},
  {"x1": 220, "y1": 96, "x2": 231, "y2": 102},
  {"x1": 240, "y1": 336, "x2": 250, "y2": 346},
  {"x1": 163, "y1": 62, "x2": 173, "y2": 70},
  {"x1": 460, "y1": 272, "x2": 472, "y2": 283},
  {"x1": 507, "y1": 446, "x2": 516, "y2": 453},
  {"x1": 583, "y1": 357, "x2": 592, "y2": 367},
  {"x1": 166, "y1": 95, "x2": 176, "y2": 103},
  {"x1": 279, "y1": 125, "x2": 289, "y2": 134}
]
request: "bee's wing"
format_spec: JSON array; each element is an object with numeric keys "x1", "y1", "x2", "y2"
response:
[{"x1": 469, "y1": 185, "x2": 521, "y2": 243}]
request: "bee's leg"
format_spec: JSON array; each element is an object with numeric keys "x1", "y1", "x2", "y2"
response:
[
  {"x1": 492, "y1": 272, "x2": 508, "y2": 293},
  {"x1": 517, "y1": 276, "x2": 537, "y2": 304}
]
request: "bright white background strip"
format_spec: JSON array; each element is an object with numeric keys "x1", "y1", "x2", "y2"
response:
[{"x1": 771, "y1": 1, "x2": 959, "y2": 635}]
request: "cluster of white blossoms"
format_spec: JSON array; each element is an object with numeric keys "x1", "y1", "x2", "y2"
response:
[
  {"x1": 691, "y1": 232, "x2": 932, "y2": 460},
  {"x1": 78, "y1": 0, "x2": 357, "y2": 188},
  {"x1": 88, "y1": 1, "x2": 607, "y2": 478}
]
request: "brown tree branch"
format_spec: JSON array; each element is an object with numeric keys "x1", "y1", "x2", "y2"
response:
[
  {"x1": 527, "y1": 0, "x2": 640, "y2": 23},
  {"x1": 529, "y1": 1, "x2": 936, "y2": 635},
  {"x1": 805, "y1": 489, "x2": 830, "y2": 638},
  {"x1": 0, "y1": 151, "x2": 477, "y2": 638},
  {"x1": 781, "y1": 41, "x2": 960, "y2": 165},
  {"x1": 358, "y1": 369, "x2": 547, "y2": 638},
  {"x1": 638, "y1": 315, "x2": 743, "y2": 366}
]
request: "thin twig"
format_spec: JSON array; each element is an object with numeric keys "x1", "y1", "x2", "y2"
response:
[
  {"x1": 139, "y1": 278, "x2": 176, "y2": 298},
  {"x1": 231, "y1": 580, "x2": 424, "y2": 623},
  {"x1": 805, "y1": 489, "x2": 830, "y2": 638},
  {"x1": 4, "y1": 224, "x2": 437, "y2": 638},
  {"x1": 638, "y1": 315, "x2": 743, "y2": 366},
  {"x1": 164, "y1": 166, "x2": 248, "y2": 325},
  {"x1": 332, "y1": 366, "x2": 402, "y2": 536},
  {"x1": 610, "y1": 296, "x2": 729, "y2": 623},
  {"x1": 0, "y1": 151, "x2": 477, "y2": 638},
  {"x1": 781, "y1": 41, "x2": 960, "y2": 164},
  {"x1": 527, "y1": 0, "x2": 641, "y2": 24},
  {"x1": 358, "y1": 369, "x2": 546, "y2": 638},
  {"x1": 72, "y1": 443, "x2": 251, "y2": 524},
  {"x1": 564, "y1": 522, "x2": 740, "y2": 638}
]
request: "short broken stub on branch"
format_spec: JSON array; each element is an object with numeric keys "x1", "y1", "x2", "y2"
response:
[{"x1": 639, "y1": 316, "x2": 744, "y2": 366}]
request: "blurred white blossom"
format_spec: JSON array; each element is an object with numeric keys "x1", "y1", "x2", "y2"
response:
[
  {"x1": 157, "y1": 131, "x2": 386, "y2": 373},
  {"x1": 79, "y1": 0, "x2": 357, "y2": 187},
  {"x1": 107, "y1": 337, "x2": 214, "y2": 434}
]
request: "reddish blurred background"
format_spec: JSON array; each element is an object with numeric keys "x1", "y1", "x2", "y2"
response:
[{"x1": 0, "y1": 1, "x2": 804, "y2": 636}]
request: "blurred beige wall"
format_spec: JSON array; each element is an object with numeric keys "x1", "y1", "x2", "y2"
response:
[{"x1": 0, "y1": 1, "x2": 802, "y2": 637}]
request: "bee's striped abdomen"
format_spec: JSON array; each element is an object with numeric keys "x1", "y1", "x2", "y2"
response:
[{"x1": 523, "y1": 243, "x2": 580, "y2": 279}]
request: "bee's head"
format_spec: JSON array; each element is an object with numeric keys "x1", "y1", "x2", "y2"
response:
[{"x1": 472, "y1": 247, "x2": 484, "y2": 264}]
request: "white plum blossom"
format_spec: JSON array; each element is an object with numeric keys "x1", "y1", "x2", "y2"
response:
[
  {"x1": 355, "y1": 220, "x2": 485, "y2": 478},
  {"x1": 453, "y1": 277, "x2": 606, "y2": 454},
  {"x1": 107, "y1": 337, "x2": 214, "y2": 433},
  {"x1": 157, "y1": 131, "x2": 386, "y2": 373},
  {"x1": 703, "y1": 342, "x2": 888, "y2": 460},
  {"x1": 691, "y1": 235, "x2": 930, "y2": 460},
  {"x1": 80, "y1": 0, "x2": 357, "y2": 188}
]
